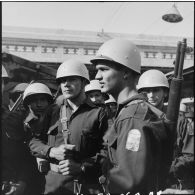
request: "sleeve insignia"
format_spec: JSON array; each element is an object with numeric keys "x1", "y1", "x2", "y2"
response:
[{"x1": 126, "y1": 129, "x2": 141, "y2": 151}]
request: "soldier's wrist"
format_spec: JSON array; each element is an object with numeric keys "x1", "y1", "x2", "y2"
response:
[{"x1": 48, "y1": 147, "x2": 55, "y2": 158}]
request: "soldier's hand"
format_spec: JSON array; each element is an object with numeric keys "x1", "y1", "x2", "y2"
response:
[
  {"x1": 49, "y1": 144, "x2": 75, "y2": 161},
  {"x1": 58, "y1": 159, "x2": 81, "y2": 176}
]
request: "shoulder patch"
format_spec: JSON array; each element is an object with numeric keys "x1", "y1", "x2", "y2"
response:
[{"x1": 126, "y1": 129, "x2": 141, "y2": 151}]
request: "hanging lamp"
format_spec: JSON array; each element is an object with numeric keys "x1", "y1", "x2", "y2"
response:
[{"x1": 162, "y1": 3, "x2": 183, "y2": 23}]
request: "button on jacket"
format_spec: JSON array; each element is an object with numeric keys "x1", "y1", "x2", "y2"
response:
[{"x1": 29, "y1": 98, "x2": 108, "y2": 194}]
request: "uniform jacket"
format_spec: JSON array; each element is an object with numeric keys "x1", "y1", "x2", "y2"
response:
[
  {"x1": 1, "y1": 108, "x2": 44, "y2": 195},
  {"x1": 29, "y1": 98, "x2": 108, "y2": 194},
  {"x1": 104, "y1": 94, "x2": 169, "y2": 194},
  {"x1": 177, "y1": 118, "x2": 194, "y2": 155},
  {"x1": 169, "y1": 118, "x2": 194, "y2": 189}
]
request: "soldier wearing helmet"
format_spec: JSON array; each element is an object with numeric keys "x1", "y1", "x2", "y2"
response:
[
  {"x1": 103, "y1": 94, "x2": 117, "y2": 142},
  {"x1": 91, "y1": 38, "x2": 170, "y2": 194},
  {"x1": 2, "y1": 80, "x2": 46, "y2": 194},
  {"x1": 22, "y1": 83, "x2": 53, "y2": 138},
  {"x1": 85, "y1": 79, "x2": 107, "y2": 106},
  {"x1": 29, "y1": 59, "x2": 108, "y2": 195},
  {"x1": 105, "y1": 94, "x2": 117, "y2": 119},
  {"x1": 137, "y1": 69, "x2": 169, "y2": 111}
]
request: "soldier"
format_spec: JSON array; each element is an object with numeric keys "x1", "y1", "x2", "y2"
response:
[
  {"x1": 22, "y1": 83, "x2": 53, "y2": 140},
  {"x1": 169, "y1": 110, "x2": 194, "y2": 193},
  {"x1": 29, "y1": 59, "x2": 108, "y2": 195},
  {"x1": 137, "y1": 69, "x2": 169, "y2": 112},
  {"x1": 137, "y1": 69, "x2": 177, "y2": 189},
  {"x1": 103, "y1": 95, "x2": 117, "y2": 146},
  {"x1": 1, "y1": 66, "x2": 41, "y2": 195},
  {"x1": 85, "y1": 79, "x2": 107, "y2": 106},
  {"x1": 104, "y1": 95, "x2": 117, "y2": 132},
  {"x1": 91, "y1": 38, "x2": 170, "y2": 194}
]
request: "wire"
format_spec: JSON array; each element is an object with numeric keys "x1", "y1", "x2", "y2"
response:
[
  {"x1": 102, "y1": 2, "x2": 124, "y2": 31},
  {"x1": 139, "y1": 15, "x2": 163, "y2": 35},
  {"x1": 110, "y1": 2, "x2": 127, "y2": 30}
]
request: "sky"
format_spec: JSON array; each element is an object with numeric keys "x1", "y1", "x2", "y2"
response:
[{"x1": 2, "y1": 1, "x2": 194, "y2": 38}]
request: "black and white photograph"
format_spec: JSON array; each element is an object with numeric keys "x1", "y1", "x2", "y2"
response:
[{"x1": 1, "y1": 1, "x2": 194, "y2": 195}]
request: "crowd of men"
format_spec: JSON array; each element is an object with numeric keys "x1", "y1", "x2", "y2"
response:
[{"x1": 1, "y1": 38, "x2": 194, "y2": 195}]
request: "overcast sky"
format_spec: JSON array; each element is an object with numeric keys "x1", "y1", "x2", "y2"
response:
[{"x1": 2, "y1": 1, "x2": 194, "y2": 38}]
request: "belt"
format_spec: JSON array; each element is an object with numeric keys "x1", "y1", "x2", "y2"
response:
[{"x1": 50, "y1": 163, "x2": 60, "y2": 173}]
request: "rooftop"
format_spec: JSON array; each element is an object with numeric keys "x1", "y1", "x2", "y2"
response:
[{"x1": 2, "y1": 25, "x2": 194, "y2": 47}]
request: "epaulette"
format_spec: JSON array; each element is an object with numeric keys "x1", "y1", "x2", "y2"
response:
[
  {"x1": 118, "y1": 99, "x2": 148, "y2": 121},
  {"x1": 123, "y1": 100, "x2": 165, "y2": 121}
]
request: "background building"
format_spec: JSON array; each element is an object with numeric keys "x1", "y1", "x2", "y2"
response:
[{"x1": 2, "y1": 25, "x2": 194, "y2": 99}]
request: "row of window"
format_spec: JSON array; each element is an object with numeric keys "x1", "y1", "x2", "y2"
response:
[{"x1": 3, "y1": 45, "x2": 193, "y2": 60}]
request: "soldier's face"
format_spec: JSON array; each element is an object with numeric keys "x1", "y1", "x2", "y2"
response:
[
  {"x1": 60, "y1": 76, "x2": 83, "y2": 100},
  {"x1": 87, "y1": 90, "x2": 104, "y2": 105},
  {"x1": 29, "y1": 94, "x2": 49, "y2": 114},
  {"x1": 95, "y1": 63, "x2": 124, "y2": 95},
  {"x1": 144, "y1": 87, "x2": 165, "y2": 108}
]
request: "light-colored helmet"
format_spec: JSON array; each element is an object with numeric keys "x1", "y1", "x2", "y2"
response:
[
  {"x1": 105, "y1": 94, "x2": 116, "y2": 104},
  {"x1": 179, "y1": 103, "x2": 187, "y2": 113},
  {"x1": 2, "y1": 65, "x2": 9, "y2": 78},
  {"x1": 23, "y1": 83, "x2": 53, "y2": 106},
  {"x1": 56, "y1": 59, "x2": 89, "y2": 83},
  {"x1": 137, "y1": 69, "x2": 169, "y2": 91},
  {"x1": 11, "y1": 83, "x2": 29, "y2": 93},
  {"x1": 85, "y1": 80, "x2": 101, "y2": 93},
  {"x1": 91, "y1": 38, "x2": 141, "y2": 74}
]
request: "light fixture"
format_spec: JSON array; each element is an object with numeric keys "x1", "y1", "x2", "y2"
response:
[{"x1": 162, "y1": 3, "x2": 183, "y2": 23}]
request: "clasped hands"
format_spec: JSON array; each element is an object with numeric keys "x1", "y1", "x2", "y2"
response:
[{"x1": 49, "y1": 144, "x2": 82, "y2": 176}]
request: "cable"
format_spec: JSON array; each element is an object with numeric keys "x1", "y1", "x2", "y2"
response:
[
  {"x1": 139, "y1": 15, "x2": 163, "y2": 35},
  {"x1": 102, "y1": 2, "x2": 124, "y2": 30},
  {"x1": 110, "y1": 2, "x2": 127, "y2": 30}
]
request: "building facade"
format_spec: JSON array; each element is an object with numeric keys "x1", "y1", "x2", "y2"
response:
[{"x1": 2, "y1": 25, "x2": 194, "y2": 80}]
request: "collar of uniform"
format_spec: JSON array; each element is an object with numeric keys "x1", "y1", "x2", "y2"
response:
[
  {"x1": 115, "y1": 93, "x2": 147, "y2": 118},
  {"x1": 64, "y1": 97, "x2": 97, "y2": 111},
  {"x1": 119, "y1": 93, "x2": 148, "y2": 107}
]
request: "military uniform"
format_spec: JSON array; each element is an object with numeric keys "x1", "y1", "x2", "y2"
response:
[
  {"x1": 1, "y1": 108, "x2": 44, "y2": 195},
  {"x1": 102, "y1": 93, "x2": 170, "y2": 194},
  {"x1": 169, "y1": 117, "x2": 194, "y2": 190},
  {"x1": 29, "y1": 98, "x2": 108, "y2": 195}
]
